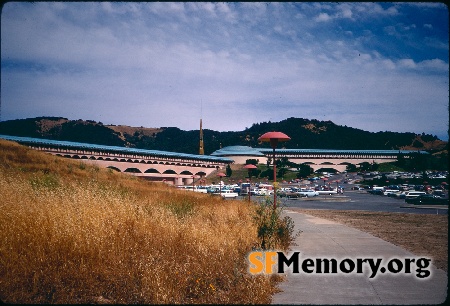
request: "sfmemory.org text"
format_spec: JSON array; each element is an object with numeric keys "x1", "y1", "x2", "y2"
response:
[{"x1": 248, "y1": 251, "x2": 432, "y2": 279}]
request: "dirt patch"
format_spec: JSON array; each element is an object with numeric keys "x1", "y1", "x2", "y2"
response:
[
  {"x1": 107, "y1": 125, "x2": 162, "y2": 137},
  {"x1": 37, "y1": 118, "x2": 69, "y2": 133},
  {"x1": 301, "y1": 123, "x2": 327, "y2": 134},
  {"x1": 290, "y1": 208, "x2": 448, "y2": 272}
]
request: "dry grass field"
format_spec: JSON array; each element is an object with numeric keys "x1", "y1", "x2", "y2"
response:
[
  {"x1": 0, "y1": 140, "x2": 288, "y2": 304},
  {"x1": 292, "y1": 208, "x2": 448, "y2": 272}
]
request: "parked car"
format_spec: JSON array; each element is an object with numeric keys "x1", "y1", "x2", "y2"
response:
[
  {"x1": 404, "y1": 191, "x2": 427, "y2": 199},
  {"x1": 212, "y1": 189, "x2": 239, "y2": 198},
  {"x1": 316, "y1": 189, "x2": 337, "y2": 195},
  {"x1": 278, "y1": 191, "x2": 301, "y2": 199},
  {"x1": 383, "y1": 189, "x2": 400, "y2": 196},
  {"x1": 297, "y1": 189, "x2": 319, "y2": 197},
  {"x1": 405, "y1": 194, "x2": 448, "y2": 205}
]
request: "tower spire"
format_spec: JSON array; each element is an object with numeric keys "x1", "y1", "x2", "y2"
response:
[{"x1": 199, "y1": 118, "x2": 204, "y2": 155}]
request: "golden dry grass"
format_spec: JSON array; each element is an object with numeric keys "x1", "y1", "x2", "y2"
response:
[
  {"x1": 292, "y1": 208, "x2": 448, "y2": 272},
  {"x1": 0, "y1": 140, "x2": 283, "y2": 304}
]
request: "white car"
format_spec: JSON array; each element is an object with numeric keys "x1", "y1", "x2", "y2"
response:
[
  {"x1": 257, "y1": 188, "x2": 273, "y2": 196},
  {"x1": 213, "y1": 189, "x2": 239, "y2": 198},
  {"x1": 383, "y1": 189, "x2": 399, "y2": 196},
  {"x1": 297, "y1": 189, "x2": 319, "y2": 197},
  {"x1": 316, "y1": 189, "x2": 338, "y2": 195},
  {"x1": 404, "y1": 191, "x2": 427, "y2": 199}
]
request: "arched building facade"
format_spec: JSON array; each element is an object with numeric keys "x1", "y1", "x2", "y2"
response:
[{"x1": 212, "y1": 146, "x2": 427, "y2": 172}]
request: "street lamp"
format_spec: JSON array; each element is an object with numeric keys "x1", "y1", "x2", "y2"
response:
[
  {"x1": 243, "y1": 164, "x2": 257, "y2": 202},
  {"x1": 258, "y1": 131, "x2": 291, "y2": 209}
]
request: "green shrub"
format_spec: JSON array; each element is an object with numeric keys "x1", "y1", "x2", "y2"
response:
[{"x1": 253, "y1": 198, "x2": 297, "y2": 250}]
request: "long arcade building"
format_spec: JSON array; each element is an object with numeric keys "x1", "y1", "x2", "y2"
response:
[
  {"x1": 0, "y1": 135, "x2": 233, "y2": 185},
  {"x1": 1, "y1": 135, "x2": 429, "y2": 180},
  {"x1": 211, "y1": 146, "x2": 428, "y2": 172}
]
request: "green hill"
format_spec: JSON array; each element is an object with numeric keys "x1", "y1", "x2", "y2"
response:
[{"x1": 0, "y1": 116, "x2": 447, "y2": 155}]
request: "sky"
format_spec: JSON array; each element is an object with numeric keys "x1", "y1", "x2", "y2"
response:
[{"x1": 1, "y1": 2, "x2": 449, "y2": 140}]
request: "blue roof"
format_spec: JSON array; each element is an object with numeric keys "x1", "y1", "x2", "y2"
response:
[
  {"x1": 211, "y1": 145, "x2": 428, "y2": 156},
  {"x1": 211, "y1": 145, "x2": 265, "y2": 157},
  {"x1": 259, "y1": 148, "x2": 428, "y2": 155},
  {"x1": 0, "y1": 135, "x2": 234, "y2": 163}
]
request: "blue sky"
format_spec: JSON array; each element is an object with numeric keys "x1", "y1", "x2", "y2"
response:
[{"x1": 1, "y1": 2, "x2": 449, "y2": 140}]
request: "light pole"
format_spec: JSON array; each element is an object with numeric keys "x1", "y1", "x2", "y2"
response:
[
  {"x1": 217, "y1": 172, "x2": 226, "y2": 198},
  {"x1": 243, "y1": 164, "x2": 257, "y2": 202},
  {"x1": 258, "y1": 131, "x2": 291, "y2": 209}
]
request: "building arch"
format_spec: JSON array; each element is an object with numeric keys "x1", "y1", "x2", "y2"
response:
[
  {"x1": 320, "y1": 161, "x2": 335, "y2": 165},
  {"x1": 163, "y1": 169, "x2": 177, "y2": 174},
  {"x1": 144, "y1": 168, "x2": 161, "y2": 174},
  {"x1": 180, "y1": 170, "x2": 193, "y2": 175},
  {"x1": 124, "y1": 168, "x2": 142, "y2": 173}
]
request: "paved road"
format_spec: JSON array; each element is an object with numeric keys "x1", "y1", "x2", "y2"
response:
[
  {"x1": 271, "y1": 211, "x2": 448, "y2": 304},
  {"x1": 279, "y1": 190, "x2": 448, "y2": 215}
]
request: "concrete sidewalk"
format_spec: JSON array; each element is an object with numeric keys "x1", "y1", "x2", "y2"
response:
[{"x1": 272, "y1": 210, "x2": 448, "y2": 305}]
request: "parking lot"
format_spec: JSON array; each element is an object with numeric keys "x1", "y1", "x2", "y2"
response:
[{"x1": 249, "y1": 190, "x2": 448, "y2": 215}]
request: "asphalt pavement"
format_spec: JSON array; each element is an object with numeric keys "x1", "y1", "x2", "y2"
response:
[
  {"x1": 250, "y1": 190, "x2": 448, "y2": 215},
  {"x1": 271, "y1": 210, "x2": 448, "y2": 304}
]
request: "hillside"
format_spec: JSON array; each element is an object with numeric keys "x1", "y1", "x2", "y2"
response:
[
  {"x1": 0, "y1": 116, "x2": 447, "y2": 155},
  {"x1": 0, "y1": 139, "x2": 284, "y2": 303}
]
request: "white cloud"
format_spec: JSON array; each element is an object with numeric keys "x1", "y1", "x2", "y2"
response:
[
  {"x1": 1, "y1": 2, "x2": 448, "y2": 138},
  {"x1": 398, "y1": 59, "x2": 417, "y2": 69},
  {"x1": 315, "y1": 12, "x2": 331, "y2": 22},
  {"x1": 418, "y1": 58, "x2": 449, "y2": 71}
]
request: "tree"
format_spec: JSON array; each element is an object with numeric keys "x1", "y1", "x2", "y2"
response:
[
  {"x1": 297, "y1": 164, "x2": 313, "y2": 179},
  {"x1": 346, "y1": 163, "x2": 357, "y2": 172},
  {"x1": 245, "y1": 159, "x2": 259, "y2": 165},
  {"x1": 278, "y1": 167, "x2": 288, "y2": 179},
  {"x1": 226, "y1": 164, "x2": 232, "y2": 177},
  {"x1": 260, "y1": 168, "x2": 274, "y2": 180},
  {"x1": 396, "y1": 153, "x2": 406, "y2": 169},
  {"x1": 359, "y1": 162, "x2": 371, "y2": 172}
]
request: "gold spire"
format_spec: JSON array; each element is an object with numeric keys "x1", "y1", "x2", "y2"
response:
[{"x1": 199, "y1": 119, "x2": 204, "y2": 155}]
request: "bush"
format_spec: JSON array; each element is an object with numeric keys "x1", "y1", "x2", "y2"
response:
[{"x1": 252, "y1": 198, "x2": 297, "y2": 250}]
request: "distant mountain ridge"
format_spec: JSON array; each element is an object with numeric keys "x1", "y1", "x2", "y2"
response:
[{"x1": 0, "y1": 116, "x2": 447, "y2": 155}]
